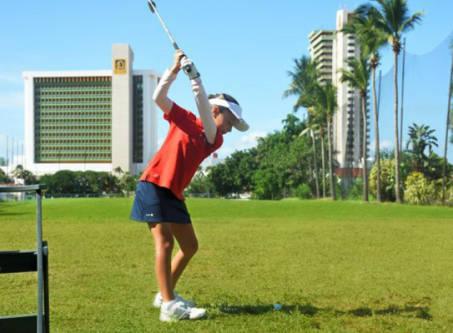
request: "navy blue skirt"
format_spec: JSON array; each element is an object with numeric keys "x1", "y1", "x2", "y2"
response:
[{"x1": 130, "y1": 181, "x2": 191, "y2": 224}]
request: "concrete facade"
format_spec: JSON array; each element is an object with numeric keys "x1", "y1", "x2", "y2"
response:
[{"x1": 333, "y1": 9, "x2": 364, "y2": 170}]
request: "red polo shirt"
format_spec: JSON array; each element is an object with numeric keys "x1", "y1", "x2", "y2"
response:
[{"x1": 140, "y1": 102, "x2": 223, "y2": 200}]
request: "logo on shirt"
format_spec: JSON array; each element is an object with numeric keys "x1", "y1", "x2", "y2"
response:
[{"x1": 146, "y1": 213, "x2": 155, "y2": 217}]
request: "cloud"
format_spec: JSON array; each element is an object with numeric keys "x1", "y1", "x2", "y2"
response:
[
  {"x1": 235, "y1": 131, "x2": 267, "y2": 151},
  {"x1": 0, "y1": 91, "x2": 23, "y2": 110},
  {"x1": 380, "y1": 139, "x2": 394, "y2": 150}
]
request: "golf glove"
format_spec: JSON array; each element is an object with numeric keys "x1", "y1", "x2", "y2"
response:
[{"x1": 181, "y1": 57, "x2": 200, "y2": 80}]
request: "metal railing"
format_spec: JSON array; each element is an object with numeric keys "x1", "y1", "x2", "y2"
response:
[{"x1": 0, "y1": 184, "x2": 49, "y2": 333}]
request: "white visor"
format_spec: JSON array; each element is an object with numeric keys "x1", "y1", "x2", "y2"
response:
[{"x1": 209, "y1": 98, "x2": 249, "y2": 132}]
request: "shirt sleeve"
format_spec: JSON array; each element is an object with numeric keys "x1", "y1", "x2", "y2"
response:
[
  {"x1": 164, "y1": 102, "x2": 201, "y2": 136},
  {"x1": 206, "y1": 128, "x2": 224, "y2": 155}
]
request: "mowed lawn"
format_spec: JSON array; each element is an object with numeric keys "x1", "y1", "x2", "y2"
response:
[{"x1": 1, "y1": 198, "x2": 453, "y2": 333}]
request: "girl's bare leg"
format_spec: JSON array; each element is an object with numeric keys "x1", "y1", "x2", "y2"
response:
[
  {"x1": 169, "y1": 223, "x2": 199, "y2": 289},
  {"x1": 149, "y1": 223, "x2": 174, "y2": 302}
]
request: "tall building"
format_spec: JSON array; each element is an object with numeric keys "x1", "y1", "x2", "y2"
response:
[
  {"x1": 23, "y1": 44, "x2": 159, "y2": 176},
  {"x1": 309, "y1": 9, "x2": 369, "y2": 176},
  {"x1": 333, "y1": 10, "x2": 368, "y2": 175},
  {"x1": 309, "y1": 30, "x2": 335, "y2": 85}
]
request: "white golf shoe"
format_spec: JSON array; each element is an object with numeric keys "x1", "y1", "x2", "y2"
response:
[
  {"x1": 153, "y1": 291, "x2": 195, "y2": 308},
  {"x1": 159, "y1": 300, "x2": 207, "y2": 322}
]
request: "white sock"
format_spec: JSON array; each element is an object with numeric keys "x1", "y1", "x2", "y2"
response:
[{"x1": 162, "y1": 299, "x2": 176, "y2": 308}]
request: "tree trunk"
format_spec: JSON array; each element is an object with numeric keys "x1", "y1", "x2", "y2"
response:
[
  {"x1": 361, "y1": 93, "x2": 369, "y2": 202},
  {"x1": 312, "y1": 130, "x2": 320, "y2": 199},
  {"x1": 442, "y1": 54, "x2": 453, "y2": 204},
  {"x1": 400, "y1": 38, "x2": 407, "y2": 153},
  {"x1": 393, "y1": 49, "x2": 402, "y2": 203},
  {"x1": 327, "y1": 119, "x2": 336, "y2": 200},
  {"x1": 320, "y1": 130, "x2": 326, "y2": 198},
  {"x1": 372, "y1": 66, "x2": 382, "y2": 202}
]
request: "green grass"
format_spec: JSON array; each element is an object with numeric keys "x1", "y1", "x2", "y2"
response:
[{"x1": 1, "y1": 198, "x2": 453, "y2": 332}]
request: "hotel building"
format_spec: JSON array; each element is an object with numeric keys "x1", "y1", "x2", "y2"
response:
[{"x1": 23, "y1": 44, "x2": 159, "y2": 176}]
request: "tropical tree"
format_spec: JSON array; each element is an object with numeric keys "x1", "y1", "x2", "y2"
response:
[
  {"x1": 284, "y1": 56, "x2": 337, "y2": 199},
  {"x1": 364, "y1": 0, "x2": 423, "y2": 203},
  {"x1": 312, "y1": 83, "x2": 338, "y2": 200},
  {"x1": 284, "y1": 56, "x2": 320, "y2": 111},
  {"x1": 11, "y1": 164, "x2": 37, "y2": 185},
  {"x1": 284, "y1": 56, "x2": 323, "y2": 198},
  {"x1": 343, "y1": 6, "x2": 387, "y2": 202},
  {"x1": 0, "y1": 168, "x2": 9, "y2": 183},
  {"x1": 442, "y1": 39, "x2": 453, "y2": 203},
  {"x1": 340, "y1": 55, "x2": 371, "y2": 201},
  {"x1": 300, "y1": 118, "x2": 321, "y2": 198},
  {"x1": 406, "y1": 124, "x2": 438, "y2": 173}
]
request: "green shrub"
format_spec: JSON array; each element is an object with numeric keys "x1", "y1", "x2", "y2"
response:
[
  {"x1": 295, "y1": 183, "x2": 312, "y2": 199},
  {"x1": 346, "y1": 178, "x2": 363, "y2": 200},
  {"x1": 369, "y1": 159, "x2": 396, "y2": 201},
  {"x1": 446, "y1": 186, "x2": 453, "y2": 206},
  {"x1": 404, "y1": 172, "x2": 436, "y2": 205}
]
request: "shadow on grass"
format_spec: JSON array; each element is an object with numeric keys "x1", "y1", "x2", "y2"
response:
[
  {"x1": 217, "y1": 303, "x2": 432, "y2": 320},
  {"x1": 0, "y1": 210, "x2": 29, "y2": 217}
]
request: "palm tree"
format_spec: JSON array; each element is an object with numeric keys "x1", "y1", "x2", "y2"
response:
[
  {"x1": 284, "y1": 56, "x2": 320, "y2": 112},
  {"x1": 442, "y1": 39, "x2": 453, "y2": 204},
  {"x1": 340, "y1": 55, "x2": 371, "y2": 201},
  {"x1": 343, "y1": 7, "x2": 387, "y2": 202},
  {"x1": 285, "y1": 56, "x2": 322, "y2": 198},
  {"x1": 284, "y1": 56, "x2": 338, "y2": 200},
  {"x1": 300, "y1": 119, "x2": 321, "y2": 199},
  {"x1": 313, "y1": 83, "x2": 338, "y2": 200},
  {"x1": 406, "y1": 123, "x2": 438, "y2": 173},
  {"x1": 365, "y1": 0, "x2": 423, "y2": 203},
  {"x1": 306, "y1": 106, "x2": 328, "y2": 198}
]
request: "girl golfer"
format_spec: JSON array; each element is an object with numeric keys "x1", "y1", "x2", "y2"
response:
[{"x1": 130, "y1": 50, "x2": 249, "y2": 322}]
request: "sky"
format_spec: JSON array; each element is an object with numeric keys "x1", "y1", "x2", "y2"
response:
[{"x1": 0, "y1": 0, "x2": 452, "y2": 163}]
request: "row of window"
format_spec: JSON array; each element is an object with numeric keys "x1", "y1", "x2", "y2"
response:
[
  {"x1": 36, "y1": 105, "x2": 111, "y2": 110},
  {"x1": 39, "y1": 139, "x2": 111, "y2": 144},
  {"x1": 37, "y1": 154, "x2": 111, "y2": 160},
  {"x1": 36, "y1": 97, "x2": 111, "y2": 102},
  {"x1": 38, "y1": 119, "x2": 110, "y2": 125},
  {"x1": 36, "y1": 89, "x2": 111, "y2": 95},
  {"x1": 37, "y1": 102, "x2": 111, "y2": 107},
  {"x1": 36, "y1": 125, "x2": 112, "y2": 134},
  {"x1": 38, "y1": 143, "x2": 110, "y2": 149},
  {"x1": 37, "y1": 146, "x2": 110, "y2": 152},
  {"x1": 38, "y1": 112, "x2": 111, "y2": 117},
  {"x1": 35, "y1": 77, "x2": 111, "y2": 83},
  {"x1": 38, "y1": 133, "x2": 111, "y2": 138}
]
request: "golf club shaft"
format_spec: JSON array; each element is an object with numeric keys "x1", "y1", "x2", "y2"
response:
[{"x1": 147, "y1": 0, "x2": 179, "y2": 50}]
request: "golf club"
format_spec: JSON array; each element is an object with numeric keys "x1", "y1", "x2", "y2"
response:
[
  {"x1": 147, "y1": 0, "x2": 195, "y2": 77},
  {"x1": 147, "y1": 0, "x2": 180, "y2": 50}
]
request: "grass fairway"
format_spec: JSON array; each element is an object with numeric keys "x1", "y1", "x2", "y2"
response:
[{"x1": 1, "y1": 198, "x2": 453, "y2": 332}]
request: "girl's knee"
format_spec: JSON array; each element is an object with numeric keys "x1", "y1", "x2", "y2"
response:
[
  {"x1": 182, "y1": 239, "x2": 198, "y2": 256},
  {"x1": 156, "y1": 238, "x2": 174, "y2": 253}
]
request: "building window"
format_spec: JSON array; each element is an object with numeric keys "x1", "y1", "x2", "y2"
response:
[
  {"x1": 33, "y1": 76, "x2": 112, "y2": 163},
  {"x1": 133, "y1": 75, "x2": 144, "y2": 163}
]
